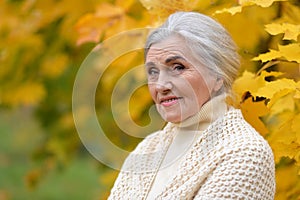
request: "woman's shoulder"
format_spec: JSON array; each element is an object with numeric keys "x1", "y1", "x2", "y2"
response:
[
  {"x1": 216, "y1": 107, "x2": 263, "y2": 138},
  {"x1": 214, "y1": 107, "x2": 273, "y2": 156}
]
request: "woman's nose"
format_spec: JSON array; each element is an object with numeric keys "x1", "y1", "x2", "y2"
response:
[{"x1": 155, "y1": 73, "x2": 172, "y2": 93}]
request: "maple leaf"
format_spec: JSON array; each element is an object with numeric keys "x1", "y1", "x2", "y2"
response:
[
  {"x1": 266, "y1": 110, "x2": 300, "y2": 167},
  {"x1": 234, "y1": 69, "x2": 297, "y2": 114},
  {"x1": 295, "y1": 80, "x2": 300, "y2": 99},
  {"x1": 232, "y1": 71, "x2": 259, "y2": 99},
  {"x1": 139, "y1": 0, "x2": 199, "y2": 19},
  {"x1": 74, "y1": 1, "x2": 141, "y2": 45},
  {"x1": 275, "y1": 164, "x2": 300, "y2": 192},
  {"x1": 232, "y1": 70, "x2": 284, "y2": 101},
  {"x1": 255, "y1": 78, "x2": 296, "y2": 99},
  {"x1": 265, "y1": 23, "x2": 300, "y2": 40},
  {"x1": 239, "y1": 0, "x2": 286, "y2": 7},
  {"x1": 278, "y1": 44, "x2": 300, "y2": 63},
  {"x1": 253, "y1": 43, "x2": 300, "y2": 63},
  {"x1": 292, "y1": 114, "x2": 300, "y2": 144},
  {"x1": 271, "y1": 141, "x2": 300, "y2": 163},
  {"x1": 252, "y1": 49, "x2": 282, "y2": 62},
  {"x1": 215, "y1": 0, "x2": 286, "y2": 15},
  {"x1": 269, "y1": 111, "x2": 297, "y2": 144},
  {"x1": 214, "y1": 6, "x2": 243, "y2": 15},
  {"x1": 240, "y1": 98, "x2": 269, "y2": 135},
  {"x1": 269, "y1": 92, "x2": 295, "y2": 114},
  {"x1": 216, "y1": 0, "x2": 287, "y2": 15}
]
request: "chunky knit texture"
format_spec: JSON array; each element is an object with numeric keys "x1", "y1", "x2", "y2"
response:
[{"x1": 108, "y1": 108, "x2": 275, "y2": 199}]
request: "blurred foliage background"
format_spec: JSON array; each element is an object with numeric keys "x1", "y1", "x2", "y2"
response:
[{"x1": 0, "y1": 0, "x2": 300, "y2": 199}]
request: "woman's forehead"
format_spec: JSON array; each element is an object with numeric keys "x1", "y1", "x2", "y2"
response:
[{"x1": 146, "y1": 36, "x2": 195, "y2": 63}]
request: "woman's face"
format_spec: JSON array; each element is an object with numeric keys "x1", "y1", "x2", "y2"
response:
[{"x1": 145, "y1": 35, "x2": 222, "y2": 123}]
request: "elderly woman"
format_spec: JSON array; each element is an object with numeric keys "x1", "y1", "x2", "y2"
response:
[{"x1": 108, "y1": 12, "x2": 275, "y2": 199}]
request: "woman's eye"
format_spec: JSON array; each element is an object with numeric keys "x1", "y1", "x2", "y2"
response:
[
  {"x1": 147, "y1": 68, "x2": 159, "y2": 76},
  {"x1": 173, "y1": 64, "x2": 186, "y2": 71}
]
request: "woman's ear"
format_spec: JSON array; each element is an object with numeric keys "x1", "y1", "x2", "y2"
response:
[{"x1": 213, "y1": 77, "x2": 224, "y2": 93}]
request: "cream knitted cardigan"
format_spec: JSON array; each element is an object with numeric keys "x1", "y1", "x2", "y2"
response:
[{"x1": 108, "y1": 103, "x2": 275, "y2": 199}]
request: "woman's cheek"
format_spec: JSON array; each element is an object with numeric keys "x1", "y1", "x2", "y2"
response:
[{"x1": 148, "y1": 84, "x2": 157, "y2": 102}]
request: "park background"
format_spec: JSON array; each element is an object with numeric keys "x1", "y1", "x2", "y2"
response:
[{"x1": 0, "y1": 0, "x2": 300, "y2": 199}]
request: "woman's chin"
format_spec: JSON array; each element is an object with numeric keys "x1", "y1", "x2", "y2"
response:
[{"x1": 160, "y1": 113, "x2": 183, "y2": 123}]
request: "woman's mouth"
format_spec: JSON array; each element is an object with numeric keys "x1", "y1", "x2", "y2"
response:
[{"x1": 160, "y1": 97, "x2": 182, "y2": 107}]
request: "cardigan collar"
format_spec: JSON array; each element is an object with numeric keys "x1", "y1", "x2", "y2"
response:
[{"x1": 172, "y1": 94, "x2": 228, "y2": 130}]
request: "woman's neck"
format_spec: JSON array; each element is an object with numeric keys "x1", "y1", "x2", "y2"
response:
[{"x1": 173, "y1": 94, "x2": 228, "y2": 131}]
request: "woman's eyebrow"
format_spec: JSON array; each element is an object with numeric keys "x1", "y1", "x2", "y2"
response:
[
  {"x1": 165, "y1": 55, "x2": 187, "y2": 64},
  {"x1": 145, "y1": 56, "x2": 187, "y2": 67},
  {"x1": 145, "y1": 61, "x2": 156, "y2": 68}
]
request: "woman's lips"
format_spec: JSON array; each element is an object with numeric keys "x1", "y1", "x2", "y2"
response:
[{"x1": 160, "y1": 97, "x2": 182, "y2": 107}]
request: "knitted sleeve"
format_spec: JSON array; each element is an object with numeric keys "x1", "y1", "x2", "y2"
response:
[
  {"x1": 194, "y1": 129, "x2": 275, "y2": 200},
  {"x1": 108, "y1": 129, "x2": 170, "y2": 199}
]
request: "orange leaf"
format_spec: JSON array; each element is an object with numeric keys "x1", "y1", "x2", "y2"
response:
[
  {"x1": 94, "y1": 3, "x2": 124, "y2": 18},
  {"x1": 25, "y1": 168, "x2": 42, "y2": 189},
  {"x1": 74, "y1": 3, "x2": 126, "y2": 45},
  {"x1": 240, "y1": 98, "x2": 269, "y2": 135}
]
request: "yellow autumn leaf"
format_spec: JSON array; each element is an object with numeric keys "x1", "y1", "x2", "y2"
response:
[
  {"x1": 271, "y1": 141, "x2": 300, "y2": 163},
  {"x1": 260, "y1": 70, "x2": 284, "y2": 78},
  {"x1": 94, "y1": 3, "x2": 124, "y2": 18},
  {"x1": 75, "y1": 2, "x2": 142, "y2": 45},
  {"x1": 252, "y1": 49, "x2": 282, "y2": 62},
  {"x1": 139, "y1": 0, "x2": 198, "y2": 19},
  {"x1": 116, "y1": 0, "x2": 136, "y2": 11},
  {"x1": 101, "y1": 51, "x2": 141, "y2": 92},
  {"x1": 41, "y1": 54, "x2": 69, "y2": 78},
  {"x1": 129, "y1": 85, "x2": 153, "y2": 121},
  {"x1": 232, "y1": 71, "x2": 257, "y2": 97},
  {"x1": 239, "y1": 0, "x2": 286, "y2": 7},
  {"x1": 46, "y1": 138, "x2": 68, "y2": 163},
  {"x1": 267, "y1": 89, "x2": 294, "y2": 111},
  {"x1": 280, "y1": 3, "x2": 300, "y2": 25},
  {"x1": 232, "y1": 70, "x2": 283, "y2": 100},
  {"x1": 295, "y1": 80, "x2": 300, "y2": 99},
  {"x1": 278, "y1": 43, "x2": 300, "y2": 63},
  {"x1": 291, "y1": 114, "x2": 300, "y2": 144},
  {"x1": 215, "y1": 6, "x2": 274, "y2": 51},
  {"x1": 214, "y1": 6, "x2": 243, "y2": 15},
  {"x1": 2, "y1": 82, "x2": 46, "y2": 106},
  {"x1": 270, "y1": 111, "x2": 297, "y2": 145},
  {"x1": 75, "y1": 13, "x2": 108, "y2": 45},
  {"x1": 253, "y1": 43, "x2": 300, "y2": 63},
  {"x1": 59, "y1": 112, "x2": 76, "y2": 130},
  {"x1": 215, "y1": 0, "x2": 286, "y2": 13},
  {"x1": 265, "y1": 23, "x2": 300, "y2": 40},
  {"x1": 255, "y1": 78, "x2": 296, "y2": 99},
  {"x1": 275, "y1": 163, "x2": 299, "y2": 192},
  {"x1": 240, "y1": 98, "x2": 269, "y2": 135},
  {"x1": 104, "y1": 15, "x2": 141, "y2": 39},
  {"x1": 269, "y1": 92, "x2": 295, "y2": 114}
]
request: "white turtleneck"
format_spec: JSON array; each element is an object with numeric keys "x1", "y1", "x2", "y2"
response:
[{"x1": 146, "y1": 95, "x2": 228, "y2": 199}]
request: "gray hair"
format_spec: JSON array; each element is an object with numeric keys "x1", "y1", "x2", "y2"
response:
[{"x1": 145, "y1": 11, "x2": 240, "y2": 93}]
